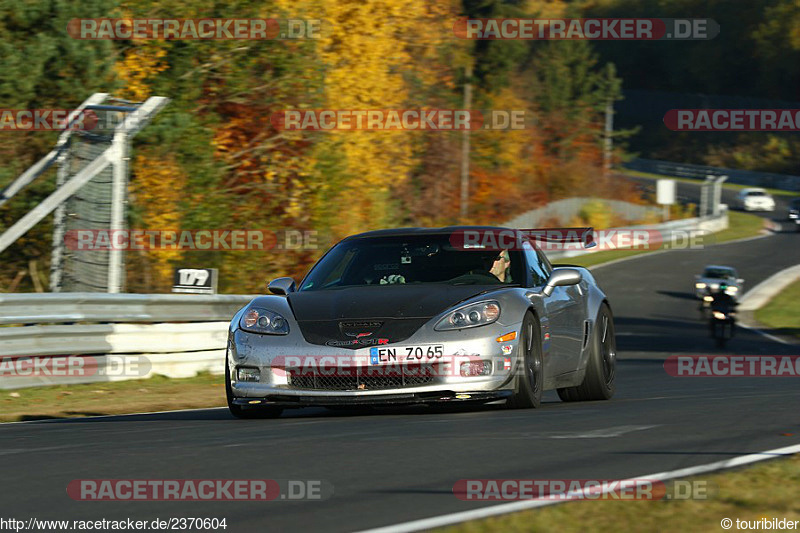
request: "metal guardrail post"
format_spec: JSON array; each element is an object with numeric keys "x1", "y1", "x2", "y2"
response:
[
  {"x1": 700, "y1": 175, "x2": 715, "y2": 217},
  {"x1": 713, "y1": 175, "x2": 728, "y2": 216}
]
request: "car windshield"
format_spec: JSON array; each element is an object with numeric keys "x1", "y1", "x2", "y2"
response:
[
  {"x1": 746, "y1": 191, "x2": 766, "y2": 196},
  {"x1": 703, "y1": 267, "x2": 735, "y2": 279},
  {"x1": 299, "y1": 234, "x2": 526, "y2": 290}
]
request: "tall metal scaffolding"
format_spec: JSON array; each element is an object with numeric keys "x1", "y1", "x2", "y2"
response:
[{"x1": 0, "y1": 93, "x2": 168, "y2": 292}]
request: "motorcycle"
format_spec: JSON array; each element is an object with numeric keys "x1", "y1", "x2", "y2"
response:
[
  {"x1": 710, "y1": 308, "x2": 736, "y2": 348},
  {"x1": 699, "y1": 294, "x2": 714, "y2": 319}
]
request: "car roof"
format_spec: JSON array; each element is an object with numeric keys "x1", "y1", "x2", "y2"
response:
[
  {"x1": 703, "y1": 264, "x2": 735, "y2": 271},
  {"x1": 741, "y1": 187, "x2": 767, "y2": 193}
]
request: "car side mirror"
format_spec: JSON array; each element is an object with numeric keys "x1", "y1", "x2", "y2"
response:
[
  {"x1": 267, "y1": 277, "x2": 296, "y2": 295},
  {"x1": 542, "y1": 268, "x2": 582, "y2": 297},
  {"x1": 737, "y1": 278, "x2": 744, "y2": 284}
]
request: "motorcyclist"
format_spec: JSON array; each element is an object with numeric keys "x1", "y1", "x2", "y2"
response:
[
  {"x1": 709, "y1": 282, "x2": 737, "y2": 337},
  {"x1": 710, "y1": 283, "x2": 737, "y2": 312}
]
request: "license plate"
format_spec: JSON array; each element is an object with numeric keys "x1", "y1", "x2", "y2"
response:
[{"x1": 370, "y1": 345, "x2": 444, "y2": 365}]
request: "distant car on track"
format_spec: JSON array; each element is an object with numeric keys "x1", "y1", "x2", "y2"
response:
[
  {"x1": 736, "y1": 188, "x2": 775, "y2": 212},
  {"x1": 226, "y1": 227, "x2": 617, "y2": 418},
  {"x1": 694, "y1": 265, "x2": 743, "y2": 300}
]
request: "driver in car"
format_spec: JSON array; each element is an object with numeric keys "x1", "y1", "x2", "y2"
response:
[{"x1": 489, "y1": 250, "x2": 512, "y2": 283}]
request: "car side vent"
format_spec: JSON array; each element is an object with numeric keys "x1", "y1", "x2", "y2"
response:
[{"x1": 582, "y1": 320, "x2": 591, "y2": 350}]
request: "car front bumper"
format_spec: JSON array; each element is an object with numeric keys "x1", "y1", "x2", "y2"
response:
[
  {"x1": 744, "y1": 202, "x2": 775, "y2": 211},
  {"x1": 230, "y1": 389, "x2": 514, "y2": 408},
  {"x1": 228, "y1": 320, "x2": 523, "y2": 403}
]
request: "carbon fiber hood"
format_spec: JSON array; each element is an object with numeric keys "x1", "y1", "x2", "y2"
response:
[{"x1": 287, "y1": 285, "x2": 498, "y2": 348}]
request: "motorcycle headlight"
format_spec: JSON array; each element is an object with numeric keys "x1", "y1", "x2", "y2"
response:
[
  {"x1": 240, "y1": 307, "x2": 290, "y2": 335},
  {"x1": 712, "y1": 311, "x2": 726, "y2": 320},
  {"x1": 435, "y1": 301, "x2": 501, "y2": 331}
]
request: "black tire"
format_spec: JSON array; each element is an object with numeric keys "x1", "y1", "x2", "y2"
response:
[
  {"x1": 226, "y1": 363, "x2": 283, "y2": 419},
  {"x1": 507, "y1": 312, "x2": 543, "y2": 409},
  {"x1": 557, "y1": 303, "x2": 616, "y2": 402}
]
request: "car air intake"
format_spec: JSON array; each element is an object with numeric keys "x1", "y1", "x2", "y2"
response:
[{"x1": 582, "y1": 320, "x2": 591, "y2": 351}]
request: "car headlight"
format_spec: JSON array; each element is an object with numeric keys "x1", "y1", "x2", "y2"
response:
[
  {"x1": 695, "y1": 282, "x2": 706, "y2": 289},
  {"x1": 240, "y1": 307, "x2": 290, "y2": 335},
  {"x1": 712, "y1": 311, "x2": 727, "y2": 320},
  {"x1": 435, "y1": 301, "x2": 500, "y2": 331},
  {"x1": 726, "y1": 286, "x2": 738, "y2": 294}
]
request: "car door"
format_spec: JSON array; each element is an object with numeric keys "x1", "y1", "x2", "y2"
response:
[{"x1": 523, "y1": 241, "x2": 583, "y2": 376}]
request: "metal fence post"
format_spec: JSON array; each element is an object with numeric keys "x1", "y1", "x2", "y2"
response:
[
  {"x1": 713, "y1": 175, "x2": 728, "y2": 216},
  {"x1": 107, "y1": 133, "x2": 128, "y2": 293}
]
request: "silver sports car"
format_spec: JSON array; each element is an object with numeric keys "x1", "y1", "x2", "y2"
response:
[{"x1": 226, "y1": 227, "x2": 616, "y2": 418}]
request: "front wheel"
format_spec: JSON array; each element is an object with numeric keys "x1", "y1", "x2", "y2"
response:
[
  {"x1": 558, "y1": 303, "x2": 616, "y2": 402},
  {"x1": 507, "y1": 312, "x2": 543, "y2": 409}
]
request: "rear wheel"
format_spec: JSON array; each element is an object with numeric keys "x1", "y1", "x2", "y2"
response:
[
  {"x1": 557, "y1": 303, "x2": 616, "y2": 402},
  {"x1": 507, "y1": 312, "x2": 543, "y2": 409},
  {"x1": 226, "y1": 363, "x2": 283, "y2": 419}
]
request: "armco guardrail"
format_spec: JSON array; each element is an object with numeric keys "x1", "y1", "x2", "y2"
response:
[
  {"x1": 0, "y1": 293, "x2": 255, "y2": 389},
  {"x1": 0, "y1": 292, "x2": 255, "y2": 325},
  {"x1": 624, "y1": 158, "x2": 800, "y2": 192},
  {"x1": 540, "y1": 210, "x2": 729, "y2": 262}
]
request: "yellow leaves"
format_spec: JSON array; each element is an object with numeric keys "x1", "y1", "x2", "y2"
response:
[
  {"x1": 269, "y1": 0, "x2": 457, "y2": 237},
  {"x1": 114, "y1": 45, "x2": 168, "y2": 101},
  {"x1": 130, "y1": 153, "x2": 186, "y2": 286},
  {"x1": 523, "y1": 0, "x2": 569, "y2": 18}
]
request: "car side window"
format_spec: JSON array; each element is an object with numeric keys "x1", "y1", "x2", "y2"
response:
[
  {"x1": 522, "y1": 240, "x2": 549, "y2": 287},
  {"x1": 536, "y1": 248, "x2": 553, "y2": 277}
]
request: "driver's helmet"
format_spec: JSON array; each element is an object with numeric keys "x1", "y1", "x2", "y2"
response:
[{"x1": 717, "y1": 282, "x2": 729, "y2": 293}]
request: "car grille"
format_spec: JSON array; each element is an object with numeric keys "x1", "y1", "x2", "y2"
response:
[{"x1": 288, "y1": 365, "x2": 437, "y2": 391}]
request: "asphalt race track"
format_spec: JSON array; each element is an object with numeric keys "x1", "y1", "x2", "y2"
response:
[{"x1": 3, "y1": 212, "x2": 799, "y2": 532}]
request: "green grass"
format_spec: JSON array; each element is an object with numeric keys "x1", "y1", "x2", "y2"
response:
[
  {"x1": 714, "y1": 210, "x2": 770, "y2": 242},
  {"x1": 755, "y1": 278, "x2": 800, "y2": 340},
  {"x1": 0, "y1": 372, "x2": 226, "y2": 423},
  {"x1": 559, "y1": 211, "x2": 765, "y2": 268},
  {"x1": 622, "y1": 169, "x2": 800, "y2": 198},
  {"x1": 439, "y1": 453, "x2": 800, "y2": 533}
]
